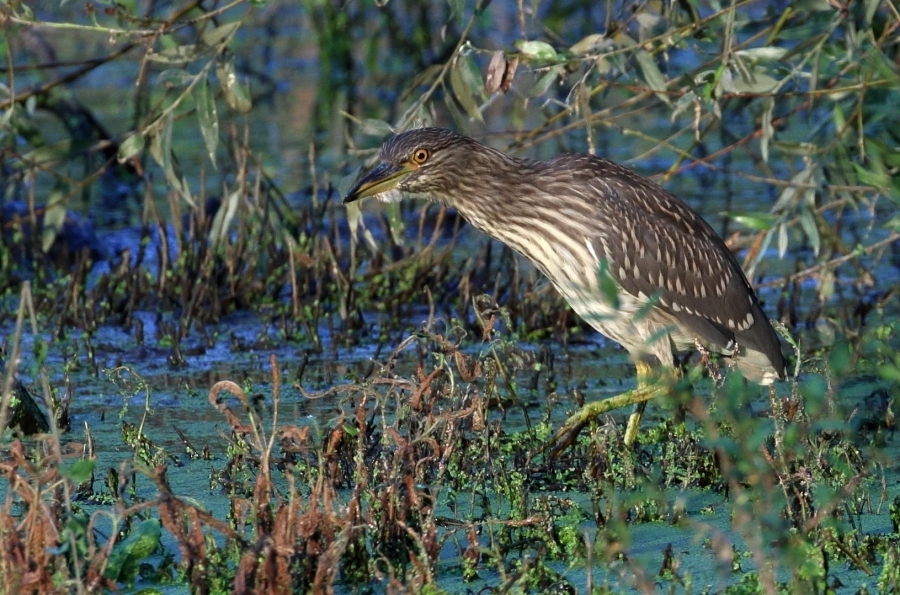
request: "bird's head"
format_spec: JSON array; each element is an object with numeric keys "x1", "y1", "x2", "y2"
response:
[{"x1": 343, "y1": 127, "x2": 493, "y2": 206}]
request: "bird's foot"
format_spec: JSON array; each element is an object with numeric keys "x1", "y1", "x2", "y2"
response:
[{"x1": 542, "y1": 382, "x2": 665, "y2": 458}]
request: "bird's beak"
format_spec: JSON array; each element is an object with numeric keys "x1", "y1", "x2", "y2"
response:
[{"x1": 343, "y1": 161, "x2": 414, "y2": 204}]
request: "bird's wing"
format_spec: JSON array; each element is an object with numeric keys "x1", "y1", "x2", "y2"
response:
[{"x1": 576, "y1": 159, "x2": 780, "y2": 365}]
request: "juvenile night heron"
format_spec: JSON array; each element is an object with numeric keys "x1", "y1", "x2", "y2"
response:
[{"x1": 344, "y1": 127, "x2": 786, "y2": 447}]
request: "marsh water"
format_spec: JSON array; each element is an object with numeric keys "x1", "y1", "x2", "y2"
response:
[{"x1": 4, "y1": 1, "x2": 900, "y2": 593}]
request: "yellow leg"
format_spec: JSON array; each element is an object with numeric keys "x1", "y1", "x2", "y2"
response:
[
  {"x1": 623, "y1": 361, "x2": 655, "y2": 446},
  {"x1": 544, "y1": 360, "x2": 668, "y2": 456}
]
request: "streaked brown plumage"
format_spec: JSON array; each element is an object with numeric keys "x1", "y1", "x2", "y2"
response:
[{"x1": 344, "y1": 127, "x2": 785, "y2": 441}]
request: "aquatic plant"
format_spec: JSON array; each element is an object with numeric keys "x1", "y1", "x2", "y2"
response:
[{"x1": 1, "y1": 0, "x2": 899, "y2": 592}]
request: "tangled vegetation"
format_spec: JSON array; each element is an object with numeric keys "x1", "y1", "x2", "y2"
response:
[{"x1": 1, "y1": 0, "x2": 899, "y2": 593}]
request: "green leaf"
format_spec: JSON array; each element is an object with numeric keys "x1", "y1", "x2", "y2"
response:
[
  {"x1": 61, "y1": 459, "x2": 95, "y2": 484},
  {"x1": 15, "y1": 2, "x2": 34, "y2": 20},
  {"x1": 760, "y1": 97, "x2": 774, "y2": 163},
  {"x1": 799, "y1": 374, "x2": 827, "y2": 402},
  {"x1": 216, "y1": 56, "x2": 252, "y2": 113},
  {"x1": 446, "y1": 0, "x2": 465, "y2": 23},
  {"x1": 868, "y1": 138, "x2": 900, "y2": 168},
  {"x1": 149, "y1": 114, "x2": 194, "y2": 205},
  {"x1": 634, "y1": 48, "x2": 672, "y2": 106},
  {"x1": 797, "y1": 205, "x2": 820, "y2": 256},
  {"x1": 156, "y1": 69, "x2": 193, "y2": 87},
  {"x1": 449, "y1": 55, "x2": 484, "y2": 123},
  {"x1": 597, "y1": 258, "x2": 620, "y2": 310},
  {"x1": 632, "y1": 289, "x2": 663, "y2": 322},
  {"x1": 830, "y1": 136, "x2": 856, "y2": 187},
  {"x1": 734, "y1": 47, "x2": 788, "y2": 63},
  {"x1": 699, "y1": 64, "x2": 725, "y2": 101},
  {"x1": 879, "y1": 363, "x2": 900, "y2": 383},
  {"x1": 358, "y1": 118, "x2": 395, "y2": 136},
  {"x1": 149, "y1": 113, "x2": 173, "y2": 179},
  {"x1": 819, "y1": 269, "x2": 834, "y2": 302},
  {"x1": 343, "y1": 194, "x2": 362, "y2": 245},
  {"x1": 828, "y1": 341, "x2": 851, "y2": 376},
  {"x1": 777, "y1": 222, "x2": 788, "y2": 258},
  {"x1": 32, "y1": 337, "x2": 48, "y2": 366},
  {"x1": 41, "y1": 183, "x2": 69, "y2": 253},
  {"x1": 569, "y1": 33, "x2": 607, "y2": 56},
  {"x1": 201, "y1": 21, "x2": 240, "y2": 48},
  {"x1": 529, "y1": 65, "x2": 563, "y2": 98},
  {"x1": 867, "y1": 50, "x2": 900, "y2": 85},
  {"x1": 732, "y1": 68, "x2": 779, "y2": 94},
  {"x1": 831, "y1": 104, "x2": 846, "y2": 136},
  {"x1": 864, "y1": 0, "x2": 880, "y2": 25},
  {"x1": 884, "y1": 212, "x2": 900, "y2": 231},
  {"x1": 194, "y1": 78, "x2": 219, "y2": 168},
  {"x1": 385, "y1": 201, "x2": 404, "y2": 245},
  {"x1": 117, "y1": 133, "x2": 145, "y2": 163},
  {"x1": 443, "y1": 88, "x2": 469, "y2": 131},
  {"x1": 458, "y1": 51, "x2": 486, "y2": 103},
  {"x1": 515, "y1": 40, "x2": 558, "y2": 63},
  {"x1": 209, "y1": 190, "x2": 241, "y2": 246},
  {"x1": 773, "y1": 165, "x2": 817, "y2": 211},
  {"x1": 146, "y1": 44, "x2": 201, "y2": 64},
  {"x1": 725, "y1": 211, "x2": 777, "y2": 231},
  {"x1": 21, "y1": 140, "x2": 77, "y2": 166},
  {"x1": 105, "y1": 519, "x2": 162, "y2": 583},
  {"x1": 0, "y1": 102, "x2": 15, "y2": 127}
]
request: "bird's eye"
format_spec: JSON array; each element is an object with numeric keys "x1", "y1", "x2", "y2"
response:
[{"x1": 411, "y1": 148, "x2": 429, "y2": 165}]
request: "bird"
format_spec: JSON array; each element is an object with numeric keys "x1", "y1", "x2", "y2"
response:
[{"x1": 343, "y1": 127, "x2": 786, "y2": 449}]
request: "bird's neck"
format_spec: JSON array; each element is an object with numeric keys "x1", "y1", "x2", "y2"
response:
[
  {"x1": 447, "y1": 154, "x2": 535, "y2": 226},
  {"x1": 447, "y1": 157, "x2": 598, "y2": 292}
]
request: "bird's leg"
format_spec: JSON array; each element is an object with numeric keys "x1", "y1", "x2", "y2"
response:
[
  {"x1": 622, "y1": 360, "x2": 655, "y2": 446},
  {"x1": 544, "y1": 361, "x2": 667, "y2": 456}
]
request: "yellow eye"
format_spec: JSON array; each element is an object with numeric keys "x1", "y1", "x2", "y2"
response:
[{"x1": 411, "y1": 148, "x2": 429, "y2": 165}]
